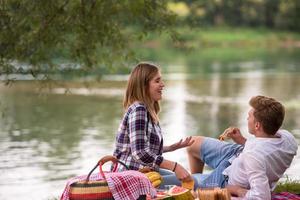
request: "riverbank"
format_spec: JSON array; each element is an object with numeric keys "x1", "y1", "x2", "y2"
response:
[
  {"x1": 132, "y1": 27, "x2": 300, "y2": 72},
  {"x1": 140, "y1": 27, "x2": 300, "y2": 49}
]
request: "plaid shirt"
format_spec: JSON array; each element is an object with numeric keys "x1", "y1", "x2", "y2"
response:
[{"x1": 113, "y1": 102, "x2": 164, "y2": 171}]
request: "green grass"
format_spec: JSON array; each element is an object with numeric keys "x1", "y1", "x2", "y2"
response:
[
  {"x1": 274, "y1": 180, "x2": 300, "y2": 194},
  {"x1": 133, "y1": 27, "x2": 300, "y2": 72},
  {"x1": 138, "y1": 27, "x2": 300, "y2": 49}
]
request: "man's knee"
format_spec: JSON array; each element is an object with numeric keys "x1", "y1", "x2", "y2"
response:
[{"x1": 187, "y1": 136, "x2": 205, "y2": 156}]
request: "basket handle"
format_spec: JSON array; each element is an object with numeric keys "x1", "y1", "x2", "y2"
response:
[{"x1": 86, "y1": 155, "x2": 129, "y2": 182}]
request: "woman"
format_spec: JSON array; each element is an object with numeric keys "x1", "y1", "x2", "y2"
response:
[{"x1": 112, "y1": 62, "x2": 193, "y2": 181}]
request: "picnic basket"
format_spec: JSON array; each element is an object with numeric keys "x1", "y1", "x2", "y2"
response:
[{"x1": 69, "y1": 155, "x2": 146, "y2": 200}]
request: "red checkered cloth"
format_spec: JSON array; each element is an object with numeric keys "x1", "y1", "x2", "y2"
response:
[
  {"x1": 60, "y1": 170, "x2": 157, "y2": 200},
  {"x1": 272, "y1": 192, "x2": 300, "y2": 200}
]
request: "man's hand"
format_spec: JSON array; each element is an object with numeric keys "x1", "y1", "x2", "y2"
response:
[
  {"x1": 221, "y1": 127, "x2": 247, "y2": 145},
  {"x1": 226, "y1": 185, "x2": 248, "y2": 197},
  {"x1": 163, "y1": 136, "x2": 194, "y2": 153}
]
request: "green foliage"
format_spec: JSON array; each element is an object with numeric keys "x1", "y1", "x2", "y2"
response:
[
  {"x1": 171, "y1": 0, "x2": 300, "y2": 31},
  {"x1": 274, "y1": 179, "x2": 300, "y2": 193},
  {"x1": 134, "y1": 27, "x2": 300, "y2": 73},
  {"x1": 1, "y1": 0, "x2": 300, "y2": 82},
  {"x1": 0, "y1": 0, "x2": 177, "y2": 79}
]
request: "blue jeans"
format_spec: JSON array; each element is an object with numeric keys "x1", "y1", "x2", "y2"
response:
[{"x1": 160, "y1": 137, "x2": 243, "y2": 190}]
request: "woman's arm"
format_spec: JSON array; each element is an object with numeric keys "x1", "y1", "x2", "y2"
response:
[
  {"x1": 159, "y1": 159, "x2": 192, "y2": 181},
  {"x1": 163, "y1": 136, "x2": 194, "y2": 153}
]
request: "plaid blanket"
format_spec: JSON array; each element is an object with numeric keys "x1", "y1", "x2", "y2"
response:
[
  {"x1": 60, "y1": 170, "x2": 156, "y2": 200},
  {"x1": 272, "y1": 192, "x2": 300, "y2": 200}
]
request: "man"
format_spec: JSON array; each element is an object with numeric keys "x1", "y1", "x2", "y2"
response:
[{"x1": 162, "y1": 95, "x2": 298, "y2": 199}]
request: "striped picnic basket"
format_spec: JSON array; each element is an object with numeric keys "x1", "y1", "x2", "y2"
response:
[{"x1": 69, "y1": 155, "x2": 146, "y2": 200}]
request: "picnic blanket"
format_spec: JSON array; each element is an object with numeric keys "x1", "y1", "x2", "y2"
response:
[
  {"x1": 60, "y1": 170, "x2": 157, "y2": 200},
  {"x1": 272, "y1": 192, "x2": 300, "y2": 200},
  {"x1": 221, "y1": 192, "x2": 300, "y2": 200}
]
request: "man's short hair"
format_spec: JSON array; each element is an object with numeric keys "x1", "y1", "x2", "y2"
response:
[{"x1": 249, "y1": 95, "x2": 285, "y2": 135}]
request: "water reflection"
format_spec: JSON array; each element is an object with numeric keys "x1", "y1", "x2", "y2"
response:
[
  {"x1": 0, "y1": 90, "x2": 124, "y2": 199},
  {"x1": 161, "y1": 79, "x2": 189, "y2": 166}
]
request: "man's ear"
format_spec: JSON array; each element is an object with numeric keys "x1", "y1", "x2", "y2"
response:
[{"x1": 255, "y1": 121, "x2": 261, "y2": 130}]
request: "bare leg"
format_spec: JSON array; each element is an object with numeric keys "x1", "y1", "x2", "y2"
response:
[{"x1": 186, "y1": 136, "x2": 205, "y2": 174}]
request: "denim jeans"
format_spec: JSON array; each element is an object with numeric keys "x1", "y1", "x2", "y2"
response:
[{"x1": 159, "y1": 137, "x2": 243, "y2": 190}]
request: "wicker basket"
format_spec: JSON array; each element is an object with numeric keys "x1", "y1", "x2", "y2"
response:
[
  {"x1": 197, "y1": 187, "x2": 231, "y2": 200},
  {"x1": 69, "y1": 155, "x2": 146, "y2": 200}
]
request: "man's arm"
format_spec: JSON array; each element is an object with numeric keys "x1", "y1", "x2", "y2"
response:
[
  {"x1": 226, "y1": 185, "x2": 248, "y2": 197},
  {"x1": 243, "y1": 153, "x2": 271, "y2": 200},
  {"x1": 224, "y1": 127, "x2": 247, "y2": 145}
]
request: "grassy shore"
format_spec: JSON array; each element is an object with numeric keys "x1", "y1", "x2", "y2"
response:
[
  {"x1": 132, "y1": 27, "x2": 300, "y2": 68},
  {"x1": 140, "y1": 27, "x2": 300, "y2": 49}
]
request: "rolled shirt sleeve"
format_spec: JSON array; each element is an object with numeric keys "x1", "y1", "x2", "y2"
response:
[{"x1": 128, "y1": 105, "x2": 163, "y2": 169}]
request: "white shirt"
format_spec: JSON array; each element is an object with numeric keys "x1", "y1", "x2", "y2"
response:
[{"x1": 223, "y1": 130, "x2": 298, "y2": 200}]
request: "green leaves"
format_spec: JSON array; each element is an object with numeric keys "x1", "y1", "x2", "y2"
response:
[{"x1": 0, "y1": 0, "x2": 177, "y2": 79}]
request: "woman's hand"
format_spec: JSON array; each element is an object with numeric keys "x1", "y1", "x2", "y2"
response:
[
  {"x1": 163, "y1": 136, "x2": 194, "y2": 153},
  {"x1": 174, "y1": 163, "x2": 192, "y2": 182}
]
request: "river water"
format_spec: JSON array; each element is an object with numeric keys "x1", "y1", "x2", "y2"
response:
[{"x1": 0, "y1": 55, "x2": 300, "y2": 199}]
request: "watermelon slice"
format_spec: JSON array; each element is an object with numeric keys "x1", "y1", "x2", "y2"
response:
[
  {"x1": 148, "y1": 190, "x2": 173, "y2": 200},
  {"x1": 156, "y1": 193, "x2": 173, "y2": 200},
  {"x1": 168, "y1": 186, "x2": 195, "y2": 200}
]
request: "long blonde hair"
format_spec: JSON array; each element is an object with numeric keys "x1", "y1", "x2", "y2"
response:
[{"x1": 123, "y1": 62, "x2": 160, "y2": 123}]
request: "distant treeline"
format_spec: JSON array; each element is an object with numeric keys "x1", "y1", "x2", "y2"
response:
[{"x1": 170, "y1": 0, "x2": 300, "y2": 31}]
